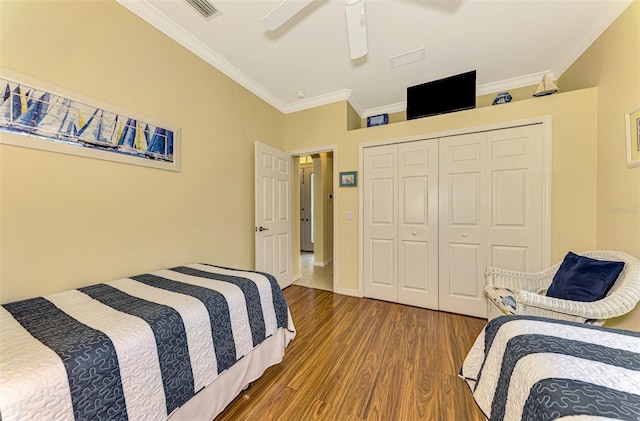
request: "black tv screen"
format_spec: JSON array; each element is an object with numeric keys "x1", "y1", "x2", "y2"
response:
[{"x1": 406, "y1": 70, "x2": 476, "y2": 120}]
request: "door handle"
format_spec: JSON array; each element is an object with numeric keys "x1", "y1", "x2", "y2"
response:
[{"x1": 256, "y1": 226, "x2": 269, "y2": 232}]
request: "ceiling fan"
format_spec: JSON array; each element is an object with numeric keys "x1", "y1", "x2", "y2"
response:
[{"x1": 260, "y1": 0, "x2": 368, "y2": 60}]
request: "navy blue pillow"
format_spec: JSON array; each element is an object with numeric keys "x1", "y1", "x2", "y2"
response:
[{"x1": 546, "y1": 252, "x2": 624, "y2": 302}]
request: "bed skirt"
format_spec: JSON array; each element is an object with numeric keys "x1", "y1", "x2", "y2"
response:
[{"x1": 169, "y1": 325, "x2": 293, "y2": 420}]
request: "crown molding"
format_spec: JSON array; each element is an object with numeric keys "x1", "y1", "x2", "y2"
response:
[
  {"x1": 346, "y1": 93, "x2": 364, "y2": 117},
  {"x1": 116, "y1": 0, "x2": 287, "y2": 113},
  {"x1": 551, "y1": 0, "x2": 632, "y2": 79},
  {"x1": 476, "y1": 71, "x2": 555, "y2": 96},
  {"x1": 283, "y1": 89, "x2": 352, "y2": 114}
]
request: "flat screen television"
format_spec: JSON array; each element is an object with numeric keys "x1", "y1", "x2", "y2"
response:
[{"x1": 406, "y1": 70, "x2": 476, "y2": 120}]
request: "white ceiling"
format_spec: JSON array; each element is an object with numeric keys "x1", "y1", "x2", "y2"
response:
[{"x1": 117, "y1": 0, "x2": 631, "y2": 117}]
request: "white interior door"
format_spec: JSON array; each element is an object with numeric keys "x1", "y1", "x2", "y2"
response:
[
  {"x1": 363, "y1": 140, "x2": 439, "y2": 309},
  {"x1": 438, "y1": 132, "x2": 488, "y2": 317},
  {"x1": 255, "y1": 142, "x2": 292, "y2": 289},
  {"x1": 363, "y1": 144, "x2": 398, "y2": 302},
  {"x1": 397, "y1": 140, "x2": 439, "y2": 309}
]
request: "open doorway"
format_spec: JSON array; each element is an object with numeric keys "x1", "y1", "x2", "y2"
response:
[{"x1": 292, "y1": 151, "x2": 334, "y2": 292}]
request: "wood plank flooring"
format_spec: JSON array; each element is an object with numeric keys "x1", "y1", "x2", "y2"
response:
[{"x1": 216, "y1": 286, "x2": 487, "y2": 421}]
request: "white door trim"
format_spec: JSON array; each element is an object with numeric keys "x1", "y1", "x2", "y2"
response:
[{"x1": 359, "y1": 116, "x2": 552, "y2": 297}]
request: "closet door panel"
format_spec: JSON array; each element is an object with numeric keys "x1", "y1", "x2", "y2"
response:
[
  {"x1": 439, "y1": 132, "x2": 487, "y2": 318},
  {"x1": 448, "y1": 243, "x2": 481, "y2": 297},
  {"x1": 370, "y1": 239, "x2": 395, "y2": 287},
  {"x1": 398, "y1": 140, "x2": 438, "y2": 309},
  {"x1": 450, "y1": 173, "x2": 481, "y2": 225},
  {"x1": 487, "y1": 125, "x2": 544, "y2": 273},
  {"x1": 491, "y1": 245, "x2": 528, "y2": 272},
  {"x1": 400, "y1": 240, "x2": 429, "y2": 290},
  {"x1": 363, "y1": 144, "x2": 398, "y2": 302}
]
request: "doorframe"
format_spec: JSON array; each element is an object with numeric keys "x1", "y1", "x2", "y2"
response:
[
  {"x1": 287, "y1": 144, "x2": 338, "y2": 292},
  {"x1": 358, "y1": 116, "x2": 552, "y2": 297}
]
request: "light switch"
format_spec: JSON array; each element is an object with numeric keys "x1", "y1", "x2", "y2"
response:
[{"x1": 345, "y1": 211, "x2": 354, "y2": 221}]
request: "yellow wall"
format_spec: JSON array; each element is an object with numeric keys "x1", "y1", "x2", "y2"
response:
[
  {"x1": 0, "y1": 1, "x2": 284, "y2": 303},
  {"x1": 559, "y1": 0, "x2": 640, "y2": 330},
  {"x1": 285, "y1": 89, "x2": 600, "y2": 296}
]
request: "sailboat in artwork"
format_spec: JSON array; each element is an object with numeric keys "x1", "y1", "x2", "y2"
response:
[
  {"x1": 34, "y1": 96, "x2": 75, "y2": 141},
  {"x1": 145, "y1": 127, "x2": 173, "y2": 161},
  {"x1": 533, "y1": 74, "x2": 558, "y2": 97},
  {"x1": 77, "y1": 109, "x2": 119, "y2": 149}
]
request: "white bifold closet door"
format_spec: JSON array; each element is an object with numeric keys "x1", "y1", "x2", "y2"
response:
[
  {"x1": 438, "y1": 124, "x2": 544, "y2": 317},
  {"x1": 363, "y1": 123, "x2": 545, "y2": 318},
  {"x1": 363, "y1": 139, "x2": 439, "y2": 309}
]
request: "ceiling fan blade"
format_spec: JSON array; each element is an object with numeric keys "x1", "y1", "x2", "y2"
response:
[
  {"x1": 260, "y1": 0, "x2": 314, "y2": 31},
  {"x1": 345, "y1": 0, "x2": 368, "y2": 59}
]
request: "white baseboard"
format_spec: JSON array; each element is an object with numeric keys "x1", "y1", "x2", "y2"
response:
[
  {"x1": 313, "y1": 257, "x2": 334, "y2": 267},
  {"x1": 333, "y1": 287, "x2": 361, "y2": 298}
]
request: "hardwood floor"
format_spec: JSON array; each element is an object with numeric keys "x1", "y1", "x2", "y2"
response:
[{"x1": 216, "y1": 286, "x2": 487, "y2": 421}]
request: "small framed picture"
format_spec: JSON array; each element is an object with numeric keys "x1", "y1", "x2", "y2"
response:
[
  {"x1": 367, "y1": 113, "x2": 389, "y2": 127},
  {"x1": 340, "y1": 171, "x2": 357, "y2": 187},
  {"x1": 625, "y1": 105, "x2": 640, "y2": 168}
]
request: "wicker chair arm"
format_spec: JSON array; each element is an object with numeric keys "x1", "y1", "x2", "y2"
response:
[
  {"x1": 485, "y1": 265, "x2": 559, "y2": 291},
  {"x1": 515, "y1": 288, "x2": 640, "y2": 320}
]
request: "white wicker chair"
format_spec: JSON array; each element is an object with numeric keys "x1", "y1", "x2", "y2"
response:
[{"x1": 484, "y1": 250, "x2": 640, "y2": 325}]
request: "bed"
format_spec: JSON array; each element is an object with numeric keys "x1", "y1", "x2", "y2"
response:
[
  {"x1": 0, "y1": 263, "x2": 296, "y2": 421},
  {"x1": 460, "y1": 315, "x2": 640, "y2": 421}
]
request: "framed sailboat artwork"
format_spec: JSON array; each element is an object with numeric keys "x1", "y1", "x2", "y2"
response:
[{"x1": 0, "y1": 68, "x2": 180, "y2": 171}]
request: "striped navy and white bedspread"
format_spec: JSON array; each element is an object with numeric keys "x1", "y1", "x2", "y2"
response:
[
  {"x1": 460, "y1": 315, "x2": 640, "y2": 421},
  {"x1": 0, "y1": 264, "x2": 295, "y2": 421}
]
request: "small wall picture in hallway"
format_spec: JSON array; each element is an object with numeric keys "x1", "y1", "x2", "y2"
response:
[{"x1": 340, "y1": 171, "x2": 357, "y2": 187}]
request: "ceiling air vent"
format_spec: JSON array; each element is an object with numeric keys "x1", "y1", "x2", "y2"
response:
[{"x1": 185, "y1": 0, "x2": 220, "y2": 20}]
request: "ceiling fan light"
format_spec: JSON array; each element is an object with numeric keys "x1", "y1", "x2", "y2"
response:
[{"x1": 345, "y1": 0, "x2": 368, "y2": 59}]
